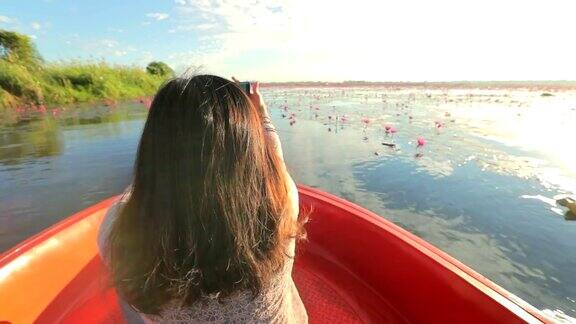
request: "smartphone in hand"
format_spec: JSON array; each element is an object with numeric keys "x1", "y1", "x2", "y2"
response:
[{"x1": 239, "y1": 82, "x2": 251, "y2": 94}]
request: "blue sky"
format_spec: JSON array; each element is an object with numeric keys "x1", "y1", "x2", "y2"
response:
[
  {"x1": 1, "y1": 0, "x2": 575, "y2": 81},
  {"x1": 0, "y1": 1, "x2": 185, "y2": 65}
]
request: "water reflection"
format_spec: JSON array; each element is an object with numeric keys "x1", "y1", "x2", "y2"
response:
[
  {"x1": 354, "y1": 158, "x2": 576, "y2": 313},
  {"x1": 0, "y1": 103, "x2": 147, "y2": 165},
  {"x1": 0, "y1": 102, "x2": 148, "y2": 254},
  {"x1": 0, "y1": 118, "x2": 63, "y2": 163}
]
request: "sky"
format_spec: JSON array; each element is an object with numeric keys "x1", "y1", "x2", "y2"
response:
[{"x1": 1, "y1": 0, "x2": 575, "y2": 82}]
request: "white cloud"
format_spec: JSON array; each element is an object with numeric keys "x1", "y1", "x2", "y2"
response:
[
  {"x1": 166, "y1": 22, "x2": 216, "y2": 33},
  {"x1": 196, "y1": 23, "x2": 214, "y2": 30},
  {"x1": 77, "y1": 38, "x2": 139, "y2": 61},
  {"x1": 101, "y1": 39, "x2": 118, "y2": 48},
  {"x1": 0, "y1": 15, "x2": 13, "y2": 24},
  {"x1": 31, "y1": 21, "x2": 41, "y2": 30},
  {"x1": 146, "y1": 12, "x2": 170, "y2": 21},
  {"x1": 168, "y1": 0, "x2": 576, "y2": 81},
  {"x1": 169, "y1": 0, "x2": 292, "y2": 73}
]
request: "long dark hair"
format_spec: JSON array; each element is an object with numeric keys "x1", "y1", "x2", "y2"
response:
[{"x1": 106, "y1": 74, "x2": 300, "y2": 314}]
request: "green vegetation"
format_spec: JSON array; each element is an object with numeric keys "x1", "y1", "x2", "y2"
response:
[
  {"x1": 146, "y1": 61, "x2": 174, "y2": 77},
  {"x1": 0, "y1": 30, "x2": 43, "y2": 67},
  {"x1": 0, "y1": 30, "x2": 172, "y2": 110}
]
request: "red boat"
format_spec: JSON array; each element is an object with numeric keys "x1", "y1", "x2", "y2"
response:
[{"x1": 0, "y1": 185, "x2": 550, "y2": 323}]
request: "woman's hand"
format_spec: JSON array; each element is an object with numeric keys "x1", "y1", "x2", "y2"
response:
[
  {"x1": 232, "y1": 77, "x2": 284, "y2": 160},
  {"x1": 232, "y1": 77, "x2": 269, "y2": 118}
]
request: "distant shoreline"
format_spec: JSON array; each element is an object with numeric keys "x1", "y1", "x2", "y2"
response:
[{"x1": 261, "y1": 81, "x2": 576, "y2": 90}]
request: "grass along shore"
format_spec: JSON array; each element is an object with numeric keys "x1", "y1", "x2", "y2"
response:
[{"x1": 0, "y1": 30, "x2": 172, "y2": 111}]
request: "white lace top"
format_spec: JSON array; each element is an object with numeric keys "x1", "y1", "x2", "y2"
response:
[{"x1": 98, "y1": 193, "x2": 308, "y2": 324}]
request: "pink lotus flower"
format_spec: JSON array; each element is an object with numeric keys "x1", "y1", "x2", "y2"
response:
[{"x1": 417, "y1": 137, "x2": 426, "y2": 147}]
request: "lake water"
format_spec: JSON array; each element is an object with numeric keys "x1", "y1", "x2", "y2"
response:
[{"x1": 1, "y1": 87, "x2": 575, "y2": 319}]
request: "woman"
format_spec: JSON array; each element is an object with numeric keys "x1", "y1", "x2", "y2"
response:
[{"x1": 98, "y1": 74, "x2": 308, "y2": 323}]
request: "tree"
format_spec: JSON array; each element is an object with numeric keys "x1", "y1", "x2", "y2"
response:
[
  {"x1": 146, "y1": 61, "x2": 174, "y2": 77},
  {"x1": 0, "y1": 30, "x2": 43, "y2": 68}
]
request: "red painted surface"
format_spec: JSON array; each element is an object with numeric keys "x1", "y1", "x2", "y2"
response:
[{"x1": 0, "y1": 185, "x2": 551, "y2": 323}]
